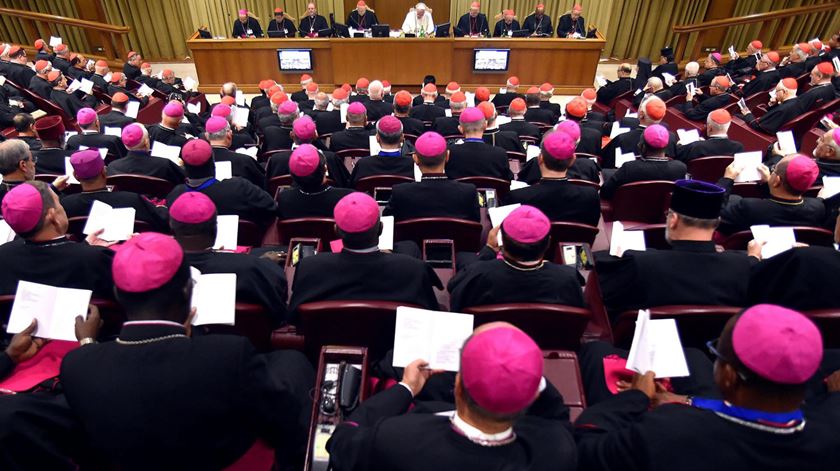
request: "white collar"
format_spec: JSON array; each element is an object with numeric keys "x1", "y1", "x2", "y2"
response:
[{"x1": 451, "y1": 412, "x2": 514, "y2": 443}]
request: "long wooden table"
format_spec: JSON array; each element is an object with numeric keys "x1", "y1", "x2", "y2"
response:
[{"x1": 186, "y1": 34, "x2": 605, "y2": 94}]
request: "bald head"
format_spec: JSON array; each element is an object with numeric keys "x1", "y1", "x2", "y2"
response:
[
  {"x1": 221, "y1": 82, "x2": 237, "y2": 97},
  {"x1": 314, "y1": 92, "x2": 329, "y2": 110}
]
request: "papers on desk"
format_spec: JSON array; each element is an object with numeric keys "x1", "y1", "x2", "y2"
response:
[
  {"x1": 609, "y1": 122, "x2": 630, "y2": 139},
  {"x1": 733, "y1": 151, "x2": 762, "y2": 182},
  {"x1": 151, "y1": 141, "x2": 182, "y2": 164},
  {"x1": 379, "y1": 215, "x2": 394, "y2": 251},
  {"x1": 0, "y1": 219, "x2": 15, "y2": 246},
  {"x1": 66, "y1": 79, "x2": 82, "y2": 94},
  {"x1": 136, "y1": 83, "x2": 154, "y2": 97},
  {"x1": 510, "y1": 180, "x2": 530, "y2": 191},
  {"x1": 49, "y1": 36, "x2": 63, "y2": 47},
  {"x1": 615, "y1": 149, "x2": 636, "y2": 168},
  {"x1": 822, "y1": 176, "x2": 840, "y2": 199},
  {"x1": 495, "y1": 116, "x2": 512, "y2": 126},
  {"x1": 626, "y1": 309, "x2": 689, "y2": 378},
  {"x1": 125, "y1": 100, "x2": 140, "y2": 119},
  {"x1": 465, "y1": 91, "x2": 476, "y2": 107},
  {"x1": 235, "y1": 146, "x2": 259, "y2": 160},
  {"x1": 182, "y1": 76, "x2": 197, "y2": 92},
  {"x1": 609, "y1": 221, "x2": 646, "y2": 257},
  {"x1": 235, "y1": 90, "x2": 245, "y2": 106},
  {"x1": 80, "y1": 78, "x2": 94, "y2": 95},
  {"x1": 186, "y1": 102, "x2": 201, "y2": 115},
  {"x1": 369, "y1": 135, "x2": 381, "y2": 156},
  {"x1": 213, "y1": 215, "x2": 239, "y2": 250},
  {"x1": 776, "y1": 131, "x2": 797, "y2": 155},
  {"x1": 339, "y1": 103, "x2": 349, "y2": 123},
  {"x1": 677, "y1": 128, "x2": 701, "y2": 146},
  {"x1": 7, "y1": 281, "x2": 91, "y2": 342},
  {"x1": 737, "y1": 97, "x2": 747, "y2": 111},
  {"x1": 64, "y1": 157, "x2": 80, "y2": 184},
  {"x1": 156, "y1": 70, "x2": 164, "y2": 80},
  {"x1": 83, "y1": 200, "x2": 135, "y2": 242},
  {"x1": 595, "y1": 75, "x2": 608, "y2": 88},
  {"x1": 662, "y1": 72, "x2": 676, "y2": 87},
  {"x1": 232, "y1": 106, "x2": 250, "y2": 128},
  {"x1": 190, "y1": 272, "x2": 237, "y2": 326},
  {"x1": 392, "y1": 306, "x2": 475, "y2": 372},
  {"x1": 104, "y1": 126, "x2": 122, "y2": 138},
  {"x1": 750, "y1": 225, "x2": 796, "y2": 258},
  {"x1": 526, "y1": 145, "x2": 541, "y2": 161},
  {"x1": 215, "y1": 161, "x2": 233, "y2": 180}
]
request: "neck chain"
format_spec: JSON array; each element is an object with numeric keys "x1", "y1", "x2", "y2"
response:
[
  {"x1": 115, "y1": 334, "x2": 188, "y2": 345},
  {"x1": 502, "y1": 257, "x2": 545, "y2": 271}
]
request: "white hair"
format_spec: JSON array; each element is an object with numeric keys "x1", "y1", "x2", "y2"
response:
[
  {"x1": 647, "y1": 77, "x2": 663, "y2": 91},
  {"x1": 369, "y1": 80, "x2": 384, "y2": 99},
  {"x1": 416, "y1": 3, "x2": 427, "y2": 10},
  {"x1": 777, "y1": 80, "x2": 796, "y2": 98},
  {"x1": 706, "y1": 115, "x2": 730, "y2": 136},
  {"x1": 684, "y1": 62, "x2": 699, "y2": 76}
]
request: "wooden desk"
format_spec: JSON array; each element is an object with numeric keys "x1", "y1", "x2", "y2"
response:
[{"x1": 186, "y1": 34, "x2": 605, "y2": 94}]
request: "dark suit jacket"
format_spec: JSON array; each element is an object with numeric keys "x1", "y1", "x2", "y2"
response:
[
  {"x1": 504, "y1": 178, "x2": 601, "y2": 226},
  {"x1": 166, "y1": 177, "x2": 277, "y2": 227},
  {"x1": 60, "y1": 188, "x2": 169, "y2": 232},
  {"x1": 741, "y1": 69, "x2": 780, "y2": 97},
  {"x1": 717, "y1": 178, "x2": 827, "y2": 235},
  {"x1": 276, "y1": 185, "x2": 353, "y2": 220},
  {"x1": 445, "y1": 140, "x2": 513, "y2": 180},
  {"x1": 312, "y1": 109, "x2": 344, "y2": 136},
  {"x1": 600, "y1": 158, "x2": 687, "y2": 200},
  {"x1": 60, "y1": 322, "x2": 312, "y2": 469},
  {"x1": 483, "y1": 128, "x2": 523, "y2": 152},
  {"x1": 262, "y1": 125, "x2": 294, "y2": 152},
  {"x1": 596, "y1": 77, "x2": 634, "y2": 105},
  {"x1": 98, "y1": 110, "x2": 135, "y2": 129},
  {"x1": 681, "y1": 92, "x2": 731, "y2": 121},
  {"x1": 557, "y1": 14, "x2": 585, "y2": 36},
  {"x1": 744, "y1": 97, "x2": 803, "y2": 134},
  {"x1": 106, "y1": 150, "x2": 185, "y2": 185},
  {"x1": 350, "y1": 154, "x2": 415, "y2": 187},
  {"x1": 384, "y1": 176, "x2": 480, "y2": 222},
  {"x1": 524, "y1": 107, "x2": 555, "y2": 125},
  {"x1": 676, "y1": 137, "x2": 744, "y2": 162},
  {"x1": 432, "y1": 116, "x2": 462, "y2": 137},
  {"x1": 67, "y1": 132, "x2": 127, "y2": 159},
  {"x1": 330, "y1": 127, "x2": 372, "y2": 152},
  {"x1": 600, "y1": 127, "x2": 678, "y2": 169},
  {"x1": 798, "y1": 83, "x2": 837, "y2": 111},
  {"x1": 500, "y1": 119, "x2": 541, "y2": 141},
  {"x1": 409, "y1": 103, "x2": 446, "y2": 123},
  {"x1": 364, "y1": 100, "x2": 393, "y2": 122},
  {"x1": 397, "y1": 116, "x2": 426, "y2": 137}
]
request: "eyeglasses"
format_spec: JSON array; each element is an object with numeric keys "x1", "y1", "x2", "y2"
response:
[{"x1": 706, "y1": 338, "x2": 749, "y2": 380}]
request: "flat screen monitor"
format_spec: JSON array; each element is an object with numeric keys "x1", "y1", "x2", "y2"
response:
[
  {"x1": 333, "y1": 23, "x2": 350, "y2": 38},
  {"x1": 317, "y1": 28, "x2": 333, "y2": 38},
  {"x1": 435, "y1": 23, "x2": 450, "y2": 37},
  {"x1": 277, "y1": 49, "x2": 313, "y2": 72},
  {"x1": 473, "y1": 48, "x2": 510, "y2": 73},
  {"x1": 372, "y1": 24, "x2": 390, "y2": 38}
]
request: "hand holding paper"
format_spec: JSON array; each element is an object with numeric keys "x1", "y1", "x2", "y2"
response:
[
  {"x1": 7, "y1": 281, "x2": 92, "y2": 342},
  {"x1": 732, "y1": 152, "x2": 762, "y2": 182},
  {"x1": 392, "y1": 306, "x2": 474, "y2": 371},
  {"x1": 626, "y1": 309, "x2": 690, "y2": 378},
  {"x1": 213, "y1": 215, "x2": 239, "y2": 250}
]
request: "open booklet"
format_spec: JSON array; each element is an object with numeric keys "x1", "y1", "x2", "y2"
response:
[
  {"x1": 190, "y1": 269, "x2": 237, "y2": 326},
  {"x1": 392, "y1": 306, "x2": 475, "y2": 372},
  {"x1": 7, "y1": 281, "x2": 92, "y2": 341},
  {"x1": 750, "y1": 225, "x2": 796, "y2": 258},
  {"x1": 213, "y1": 215, "x2": 239, "y2": 250},
  {"x1": 609, "y1": 221, "x2": 646, "y2": 257},
  {"x1": 626, "y1": 309, "x2": 690, "y2": 378},
  {"x1": 83, "y1": 200, "x2": 135, "y2": 242},
  {"x1": 488, "y1": 203, "x2": 521, "y2": 246}
]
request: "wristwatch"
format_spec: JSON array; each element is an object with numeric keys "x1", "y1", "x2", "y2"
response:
[{"x1": 79, "y1": 337, "x2": 96, "y2": 346}]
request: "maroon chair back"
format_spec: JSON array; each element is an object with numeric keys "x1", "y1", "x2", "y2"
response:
[
  {"x1": 268, "y1": 175, "x2": 293, "y2": 198},
  {"x1": 456, "y1": 176, "x2": 511, "y2": 200},
  {"x1": 686, "y1": 156, "x2": 733, "y2": 183},
  {"x1": 297, "y1": 301, "x2": 419, "y2": 362},
  {"x1": 542, "y1": 350, "x2": 587, "y2": 422},
  {"x1": 624, "y1": 223, "x2": 670, "y2": 250},
  {"x1": 354, "y1": 175, "x2": 414, "y2": 193},
  {"x1": 34, "y1": 174, "x2": 81, "y2": 194},
  {"x1": 545, "y1": 222, "x2": 599, "y2": 261},
  {"x1": 403, "y1": 133, "x2": 419, "y2": 144},
  {"x1": 612, "y1": 305, "x2": 743, "y2": 348},
  {"x1": 804, "y1": 310, "x2": 840, "y2": 348},
  {"x1": 274, "y1": 218, "x2": 337, "y2": 246},
  {"x1": 135, "y1": 96, "x2": 166, "y2": 126},
  {"x1": 7, "y1": 80, "x2": 78, "y2": 131},
  {"x1": 238, "y1": 219, "x2": 267, "y2": 247},
  {"x1": 801, "y1": 128, "x2": 825, "y2": 158},
  {"x1": 106, "y1": 174, "x2": 176, "y2": 199},
  {"x1": 726, "y1": 117, "x2": 775, "y2": 153},
  {"x1": 443, "y1": 134, "x2": 465, "y2": 141},
  {"x1": 198, "y1": 303, "x2": 274, "y2": 351},
  {"x1": 260, "y1": 149, "x2": 287, "y2": 164},
  {"x1": 335, "y1": 148, "x2": 371, "y2": 159},
  {"x1": 722, "y1": 226, "x2": 834, "y2": 250},
  {"x1": 520, "y1": 136, "x2": 538, "y2": 146},
  {"x1": 605, "y1": 180, "x2": 674, "y2": 223},
  {"x1": 463, "y1": 303, "x2": 591, "y2": 350},
  {"x1": 568, "y1": 178, "x2": 600, "y2": 190},
  {"x1": 506, "y1": 151, "x2": 526, "y2": 162},
  {"x1": 394, "y1": 217, "x2": 483, "y2": 252}
]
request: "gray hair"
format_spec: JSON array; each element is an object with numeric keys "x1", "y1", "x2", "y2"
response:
[
  {"x1": 314, "y1": 92, "x2": 330, "y2": 110},
  {"x1": 207, "y1": 121, "x2": 231, "y2": 141},
  {"x1": 684, "y1": 62, "x2": 699, "y2": 76},
  {"x1": 0, "y1": 139, "x2": 31, "y2": 175},
  {"x1": 706, "y1": 116, "x2": 730, "y2": 136},
  {"x1": 646, "y1": 77, "x2": 663, "y2": 91},
  {"x1": 369, "y1": 80, "x2": 384, "y2": 100},
  {"x1": 221, "y1": 82, "x2": 237, "y2": 97},
  {"x1": 460, "y1": 119, "x2": 485, "y2": 134}
]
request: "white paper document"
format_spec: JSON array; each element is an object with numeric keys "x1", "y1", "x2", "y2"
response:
[
  {"x1": 151, "y1": 141, "x2": 181, "y2": 163},
  {"x1": 822, "y1": 176, "x2": 840, "y2": 199},
  {"x1": 445, "y1": 108, "x2": 452, "y2": 117},
  {"x1": 776, "y1": 131, "x2": 797, "y2": 155},
  {"x1": 662, "y1": 72, "x2": 676, "y2": 87},
  {"x1": 526, "y1": 145, "x2": 541, "y2": 161},
  {"x1": 182, "y1": 76, "x2": 197, "y2": 91},
  {"x1": 191, "y1": 273, "x2": 237, "y2": 326},
  {"x1": 615, "y1": 149, "x2": 636, "y2": 168},
  {"x1": 78, "y1": 146, "x2": 108, "y2": 160},
  {"x1": 495, "y1": 116, "x2": 512, "y2": 126},
  {"x1": 235, "y1": 90, "x2": 245, "y2": 106},
  {"x1": 213, "y1": 215, "x2": 239, "y2": 250},
  {"x1": 103, "y1": 72, "x2": 113, "y2": 83},
  {"x1": 595, "y1": 75, "x2": 608, "y2": 87},
  {"x1": 124, "y1": 100, "x2": 140, "y2": 119},
  {"x1": 339, "y1": 103, "x2": 349, "y2": 123},
  {"x1": 510, "y1": 180, "x2": 530, "y2": 191},
  {"x1": 378, "y1": 215, "x2": 394, "y2": 251},
  {"x1": 0, "y1": 219, "x2": 15, "y2": 245},
  {"x1": 136, "y1": 83, "x2": 154, "y2": 97},
  {"x1": 66, "y1": 79, "x2": 81, "y2": 94},
  {"x1": 750, "y1": 225, "x2": 796, "y2": 258},
  {"x1": 233, "y1": 106, "x2": 250, "y2": 128},
  {"x1": 369, "y1": 135, "x2": 381, "y2": 156},
  {"x1": 624, "y1": 110, "x2": 638, "y2": 119},
  {"x1": 235, "y1": 147, "x2": 259, "y2": 160},
  {"x1": 392, "y1": 306, "x2": 475, "y2": 371},
  {"x1": 677, "y1": 128, "x2": 700, "y2": 146},
  {"x1": 214, "y1": 161, "x2": 233, "y2": 181},
  {"x1": 833, "y1": 57, "x2": 840, "y2": 74},
  {"x1": 104, "y1": 126, "x2": 122, "y2": 137},
  {"x1": 413, "y1": 164, "x2": 422, "y2": 182},
  {"x1": 728, "y1": 45, "x2": 736, "y2": 57},
  {"x1": 733, "y1": 151, "x2": 763, "y2": 182},
  {"x1": 609, "y1": 121, "x2": 630, "y2": 139},
  {"x1": 626, "y1": 309, "x2": 690, "y2": 378},
  {"x1": 186, "y1": 102, "x2": 201, "y2": 115},
  {"x1": 609, "y1": 221, "x2": 646, "y2": 257},
  {"x1": 64, "y1": 157, "x2": 80, "y2": 184},
  {"x1": 79, "y1": 78, "x2": 94, "y2": 95},
  {"x1": 83, "y1": 200, "x2": 135, "y2": 241},
  {"x1": 488, "y1": 203, "x2": 521, "y2": 227},
  {"x1": 465, "y1": 91, "x2": 476, "y2": 107},
  {"x1": 7, "y1": 281, "x2": 92, "y2": 341},
  {"x1": 49, "y1": 36, "x2": 63, "y2": 47}
]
